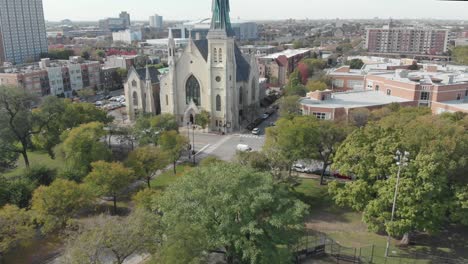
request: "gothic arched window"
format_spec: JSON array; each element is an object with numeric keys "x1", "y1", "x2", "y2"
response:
[
  {"x1": 131, "y1": 80, "x2": 137, "y2": 87},
  {"x1": 186, "y1": 75, "x2": 201, "y2": 106},
  {"x1": 239, "y1": 86, "x2": 243, "y2": 105},
  {"x1": 219, "y1": 48, "x2": 223, "y2": 63},
  {"x1": 251, "y1": 81, "x2": 256, "y2": 101},
  {"x1": 214, "y1": 48, "x2": 218, "y2": 63},
  {"x1": 132, "y1": 91, "x2": 138, "y2": 107},
  {"x1": 216, "y1": 95, "x2": 221, "y2": 111}
]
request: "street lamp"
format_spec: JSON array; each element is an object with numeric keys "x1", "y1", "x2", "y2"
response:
[
  {"x1": 385, "y1": 150, "x2": 410, "y2": 257},
  {"x1": 187, "y1": 122, "x2": 191, "y2": 160},
  {"x1": 192, "y1": 125, "x2": 196, "y2": 164}
]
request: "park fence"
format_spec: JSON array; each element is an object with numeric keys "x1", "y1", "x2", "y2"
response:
[{"x1": 292, "y1": 231, "x2": 465, "y2": 264}]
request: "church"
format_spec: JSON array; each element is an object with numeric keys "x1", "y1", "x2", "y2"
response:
[{"x1": 126, "y1": 0, "x2": 260, "y2": 133}]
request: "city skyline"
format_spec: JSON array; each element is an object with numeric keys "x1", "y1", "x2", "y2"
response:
[{"x1": 42, "y1": 0, "x2": 468, "y2": 22}]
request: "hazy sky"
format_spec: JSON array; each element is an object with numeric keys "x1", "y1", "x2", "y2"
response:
[{"x1": 42, "y1": 0, "x2": 468, "y2": 21}]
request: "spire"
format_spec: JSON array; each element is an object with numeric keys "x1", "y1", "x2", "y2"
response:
[
  {"x1": 168, "y1": 27, "x2": 173, "y2": 40},
  {"x1": 210, "y1": 0, "x2": 234, "y2": 37}
]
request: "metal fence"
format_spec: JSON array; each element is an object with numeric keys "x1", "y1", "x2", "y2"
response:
[{"x1": 293, "y1": 231, "x2": 465, "y2": 264}]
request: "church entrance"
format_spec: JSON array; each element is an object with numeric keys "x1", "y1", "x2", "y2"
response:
[{"x1": 190, "y1": 114, "x2": 194, "y2": 124}]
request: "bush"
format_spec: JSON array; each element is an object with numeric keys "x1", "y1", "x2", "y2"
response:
[{"x1": 24, "y1": 166, "x2": 57, "y2": 186}]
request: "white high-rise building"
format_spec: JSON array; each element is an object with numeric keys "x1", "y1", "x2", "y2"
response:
[
  {"x1": 149, "y1": 14, "x2": 164, "y2": 29},
  {"x1": 0, "y1": 0, "x2": 48, "y2": 64}
]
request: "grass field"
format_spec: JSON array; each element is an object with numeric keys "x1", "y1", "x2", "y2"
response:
[
  {"x1": 295, "y1": 178, "x2": 468, "y2": 264},
  {"x1": 2, "y1": 151, "x2": 65, "y2": 178},
  {"x1": 150, "y1": 164, "x2": 194, "y2": 191}
]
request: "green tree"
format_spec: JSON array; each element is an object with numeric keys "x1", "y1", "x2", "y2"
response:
[
  {"x1": 134, "y1": 114, "x2": 178, "y2": 146},
  {"x1": 0, "y1": 86, "x2": 54, "y2": 168},
  {"x1": 278, "y1": 95, "x2": 301, "y2": 118},
  {"x1": 306, "y1": 80, "x2": 328, "y2": 92},
  {"x1": 96, "y1": 50, "x2": 106, "y2": 58},
  {"x1": 57, "y1": 122, "x2": 111, "y2": 179},
  {"x1": 159, "y1": 163, "x2": 308, "y2": 264},
  {"x1": 302, "y1": 58, "x2": 327, "y2": 75},
  {"x1": 31, "y1": 179, "x2": 93, "y2": 233},
  {"x1": 264, "y1": 116, "x2": 320, "y2": 177},
  {"x1": 293, "y1": 40, "x2": 304, "y2": 49},
  {"x1": 235, "y1": 151, "x2": 270, "y2": 172},
  {"x1": 0, "y1": 205, "x2": 34, "y2": 258},
  {"x1": 195, "y1": 110, "x2": 210, "y2": 129},
  {"x1": 84, "y1": 161, "x2": 135, "y2": 214},
  {"x1": 452, "y1": 46, "x2": 468, "y2": 65},
  {"x1": 159, "y1": 131, "x2": 189, "y2": 174},
  {"x1": 329, "y1": 109, "x2": 468, "y2": 243},
  {"x1": 77, "y1": 88, "x2": 95, "y2": 102},
  {"x1": 62, "y1": 209, "x2": 161, "y2": 264},
  {"x1": 346, "y1": 58, "x2": 364, "y2": 69},
  {"x1": 285, "y1": 70, "x2": 307, "y2": 96},
  {"x1": 127, "y1": 146, "x2": 169, "y2": 188},
  {"x1": 0, "y1": 137, "x2": 19, "y2": 172}
]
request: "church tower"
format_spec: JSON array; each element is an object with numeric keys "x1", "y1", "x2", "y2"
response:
[
  {"x1": 207, "y1": 0, "x2": 238, "y2": 132},
  {"x1": 165, "y1": 28, "x2": 178, "y2": 117}
]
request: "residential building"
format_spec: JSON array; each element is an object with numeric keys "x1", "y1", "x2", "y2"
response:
[
  {"x1": 365, "y1": 25, "x2": 449, "y2": 55},
  {"x1": 149, "y1": 14, "x2": 164, "y2": 29},
  {"x1": 231, "y1": 19, "x2": 258, "y2": 41},
  {"x1": 173, "y1": 18, "x2": 258, "y2": 41},
  {"x1": 102, "y1": 66, "x2": 124, "y2": 93},
  {"x1": 0, "y1": 0, "x2": 48, "y2": 65},
  {"x1": 119, "y1": 11, "x2": 131, "y2": 28},
  {"x1": 454, "y1": 38, "x2": 468, "y2": 47},
  {"x1": 112, "y1": 29, "x2": 142, "y2": 44},
  {"x1": 258, "y1": 49, "x2": 311, "y2": 86},
  {"x1": 0, "y1": 57, "x2": 101, "y2": 97},
  {"x1": 99, "y1": 12, "x2": 131, "y2": 32},
  {"x1": 240, "y1": 45, "x2": 277, "y2": 56},
  {"x1": 104, "y1": 55, "x2": 143, "y2": 70}
]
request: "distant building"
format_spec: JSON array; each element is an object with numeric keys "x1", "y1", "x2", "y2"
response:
[
  {"x1": 0, "y1": 57, "x2": 101, "y2": 97},
  {"x1": 258, "y1": 49, "x2": 311, "y2": 86},
  {"x1": 240, "y1": 45, "x2": 277, "y2": 56},
  {"x1": 0, "y1": 0, "x2": 48, "y2": 65},
  {"x1": 149, "y1": 14, "x2": 164, "y2": 29},
  {"x1": 231, "y1": 19, "x2": 258, "y2": 41},
  {"x1": 454, "y1": 38, "x2": 468, "y2": 47},
  {"x1": 104, "y1": 55, "x2": 143, "y2": 70},
  {"x1": 119, "y1": 11, "x2": 131, "y2": 28},
  {"x1": 365, "y1": 25, "x2": 449, "y2": 55},
  {"x1": 99, "y1": 12, "x2": 131, "y2": 32},
  {"x1": 112, "y1": 30, "x2": 142, "y2": 44},
  {"x1": 173, "y1": 18, "x2": 258, "y2": 41}
]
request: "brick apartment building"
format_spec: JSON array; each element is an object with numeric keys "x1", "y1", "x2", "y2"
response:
[
  {"x1": 0, "y1": 56, "x2": 101, "y2": 97},
  {"x1": 365, "y1": 26, "x2": 449, "y2": 55},
  {"x1": 258, "y1": 49, "x2": 311, "y2": 86}
]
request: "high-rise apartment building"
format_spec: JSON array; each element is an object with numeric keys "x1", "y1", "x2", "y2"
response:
[
  {"x1": 365, "y1": 25, "x2": 449, "y2": 55},
  {"x1": 0, "y1": 0, "x2": 48, "y2": 65},
  {"x1": 119, "y1": 11, "x2": 131, "y2": 28},
  {"x1": 149, "y1": 14, "x2": 163, "y2": 29}
]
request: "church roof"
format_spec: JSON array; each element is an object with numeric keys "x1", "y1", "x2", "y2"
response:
[
  {"x1": 133, "y1": 67, "x2": 160, "y2": 83},
  {"x1": 192, "y1": 39, "x2": 251, "y2": 82}
]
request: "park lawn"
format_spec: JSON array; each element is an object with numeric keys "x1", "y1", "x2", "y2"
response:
[
  {"x1": 150, "y1": 164, "x2": 193, "y2": 191},
  {"x1": 295, "y1": 178, "x2": 467, "y2": 264},
  {"x1": 2, "y1": 151, "x2": 65, "y2": 178}
]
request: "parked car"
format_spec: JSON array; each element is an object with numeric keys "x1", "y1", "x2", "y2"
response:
[
  {"x1": 236, "y1": 144, "x2": 252, "y2": 152},
  {"x1": 252, "y1": 128, "x2": 261, "y2": 135},
  {"x1": 246, "y1": 123, "x2": 256, "y2": 130},
  {"x1": 332, "y1": 171, "x2": 353, "y2": 180},
  {"x1": 95, "y1": 101, "x2": 104, "y2": 107},
  {"x1": 262, "y1": 113, "x2": 270, "y2": 120},
  {"x1": 292, "y1": 164, "x2": 311, "y2": 174}
]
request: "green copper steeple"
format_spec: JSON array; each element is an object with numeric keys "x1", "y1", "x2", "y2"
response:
[{"x1": 210, "y1": 0, "x2": 235, "y2": 36}]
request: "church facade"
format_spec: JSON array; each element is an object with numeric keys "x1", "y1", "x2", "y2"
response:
[{"x1": 159, "y1": 0, "x2": 260, "y2": 132}]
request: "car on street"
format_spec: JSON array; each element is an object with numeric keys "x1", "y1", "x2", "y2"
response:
[
  {"x1": 236, "y1": 144, "x2": 252, "y2": 152},
  {"x1": 252, "y1": 128, "x2": 261, "y2": 135},
  {"x1": 262, "y1": 113, "x2": 270, "y2": 120}
]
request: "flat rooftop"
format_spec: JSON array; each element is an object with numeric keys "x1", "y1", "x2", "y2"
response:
[
  {"x1": 261, "y1": 49, "x2": 310, "y2": 59},
  {"x1": 300, "y1": 90, "x2": 412, "y2": 109},
  {"x1": 368, "y1": 71, "x2": 468, "y2": 86},
  {"x1": 439, "y1": 100, "x2": 468, "y2": 111}
]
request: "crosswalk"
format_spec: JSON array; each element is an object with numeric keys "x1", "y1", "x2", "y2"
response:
[
  {"x1": 203, "y1": 135, "x2": 233, "y2": 154},
  {"x1": 235, "y1": 134, "x2": 264, "y2": 139}
]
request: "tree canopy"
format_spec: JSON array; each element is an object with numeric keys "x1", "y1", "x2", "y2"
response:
[
  {"x1": 127, "y1": 146, "x2": 169, "y2": 188},
  {"x1": 0, "y1": 205, "x2": 34, "y2": 257},
  {"x1": 158, "y1": 131, "x2": 189, "y2": 174},
  {"x1": 346, "y1": 58, "x2": 364, "y2": 69},
  {"x1": 134, "y1": 114, "x2": 178, "y2": 146},
  {"x1": 329, "y1": 109, "x2": 468, "y2": 241},
  {"x1": 159, "y1": 163, "x2": 308, "y2": 264}
]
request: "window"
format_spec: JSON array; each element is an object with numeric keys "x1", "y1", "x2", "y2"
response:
[
  {"x1": 465, "y1": 89, "x2": 468, "y2": 97},
  {"x1": 457, "y1": 94, "x2": 461, "y2": 100},
  {"x1": 165, "y1": 95, "x2": 169, "y2": 106},
  {"x1": 131, "y1": 80, "x2": 137, "y2": 87},
  {"x1": 239, "y1": 86, "x2": 243, "y2": 104},
  {"x1": 219, "y1": 48, "x2": 222, "y2": 62},
  {"x1": 420, "y1": 91, "x2": 429, "y2": 101},
  {"x1": 214, "y1": 48, "x2": 218, "y2": 63},
  {"x1": 312, "y1": 112, "x2": 327, "y2": 120},
  {"x1": 186, "y1": 75, "x2": 201, "y2": 105},
  {"x1": 251, "y1": 81, "x2": 256, "y2": 101},
  {"x1": 216, "y1": 95, "x2": 221, "y2": 111},
  {"x1": 375, "y1": 85, "x2": 380, "y2": 91},
  {"x1": 386, "y1": 89, "x2": 392, "y2": 96},
  {"x1": 215, "y1": 76, "x2": 221, "y2": 82},
  {"x1": 132, "y1": 91, "x2": 138, "y2": 107},
  {"x1": 333, "y1": 79, "x2": 344, "y2": 88}
]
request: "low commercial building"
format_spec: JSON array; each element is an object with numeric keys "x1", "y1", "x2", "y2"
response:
[
  {"x1": 104, "y1": 55, "x2": 143, "y2": 70},
  {"x1": 112, "y1": 30, "x2": 142, "y2": 44},
  {"x1": 258, "y1": 49, "x2": 311, "y2": 86}
]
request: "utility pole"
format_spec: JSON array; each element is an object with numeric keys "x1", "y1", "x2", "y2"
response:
[{"x1": 385, "y1": 150, "x2": 410, "y2": 257}]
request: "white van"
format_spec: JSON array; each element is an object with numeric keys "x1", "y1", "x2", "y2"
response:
[{"x1": 236, "y1": 144, "x2": 252, "y2": 152}]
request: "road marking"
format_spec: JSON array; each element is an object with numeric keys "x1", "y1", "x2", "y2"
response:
[
  {"x1": 195, "y1": 144, "x2": 211, "y2": 156},
  {"x1": 235, "y1": 134, "x2": 264, "y2": 139},
  {"x1": 204, "y1": 135, "x2": 233, "y2": 154}
]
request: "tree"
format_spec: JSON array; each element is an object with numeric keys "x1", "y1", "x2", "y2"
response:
[
  {"x1": 235, "y1": 151, "x2": 270, "y2": 172},
  {"x1": 134, "y1": 114, "x2": 178, "y2": 146},
  {"x1": 195, "y1": 110, "x2": 210, "y2": 129},
  {"x1": 127, "y1": 146, "x2": 169, "y2": 188},
  {"x1": 31, "y1": 179, "x2": 93, "y2": 233},
  {"x1": 159, "y1": 131, "x2": 189, "y2": 174},
  {"x1": 0, "y1": 137, "x2": 19, "y2": 172},
  {"x1": 62, "y1": 209, "x2": 161, "y2": 264},
  {"x1": 314, "y1": 121, "x2": 350, "y2": 185},
  {"x1": 264, "y1": 116, "x2": 320, "y2": 177},
  {"x1": 77, "y1": 88, "x2": 95, "y2": 102},
  {"x1": 349, "y1": 108, "x2": 371, "y2": 128},
  {"x1": 347, "y1": 58, "x2": 364, "y2": 69},
  {"x1": 84, "y1": 161, "x2": 135, "y2": 214},
  {"x1": 329, "y1": 109, "x2": 468, "y2": 243},
  {"x1": 96, "y1": 50, "x2": 106, "y2": 58},
  {"x1": 57, "y1": 122, "x2": 111, "y2": 179},
  {"x1": 1, "y1": 178, "x2": 36, "y2": 209},
  {"x1": 306, "y1": 80, "x2": 328, "y2": 92},
  {"x1": 159, "y1": 163, "x2": 308, "y2": 264},
  {"x1": 293, "y1": 40, "x2": 304, "y2": 49},
  {"x1": 0, "y1": 205, "x2": 34, "y2": 258},
  {"x1": 278, "y1": 95, "x2": 301, "y2": 118},
  {"x1": 0, "y1": 86, "x2": 52, "y2": 168},
  {"x1": 452, "y1": 46, "x2": 468, "y2": 65}
]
